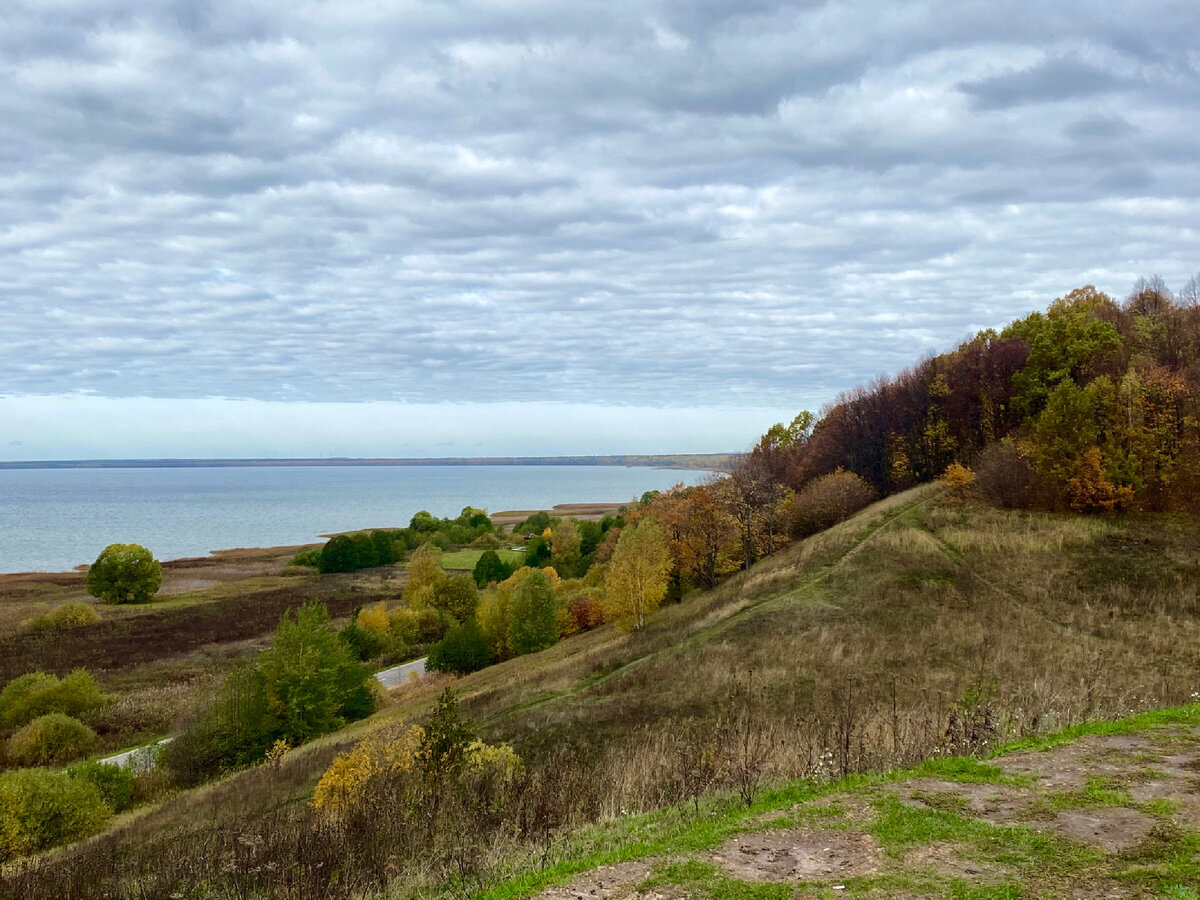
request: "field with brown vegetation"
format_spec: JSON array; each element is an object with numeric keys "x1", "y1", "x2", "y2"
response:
[{"x1": 0, "y1": 545, "x2": 411, "y2": 759}]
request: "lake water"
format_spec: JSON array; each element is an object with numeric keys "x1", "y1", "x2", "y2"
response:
[{"x1": 0, "y1": 465, "x2": 709, "y2": 573}]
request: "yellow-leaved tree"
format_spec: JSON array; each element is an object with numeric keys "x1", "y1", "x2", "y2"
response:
[
  {"x1": 404, "y1": 544, "x2": 445, "y2": 608},
  {"x1": 603, "y1": 517, "x2": 670, "y2": 632}
]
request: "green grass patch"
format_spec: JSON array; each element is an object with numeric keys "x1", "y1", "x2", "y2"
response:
[
  {"x1": 432, "y1": 548, "x2": 524, "y2": 571},
  {"x1": 989, "y1": 704, "x2": 1200, "y2": 756},
  {"x1": 1046, "y1": 776, "x2": 1134, "y2": 811},
  {"x1": 910, "y1": 756, "x2": 1031, "y2": 786},
  {"x1": 868, "y1": 795, "x2": 1072, "y2": 869},
  {"x1": 1114, "y1": 823, "x2": 1200, "y2": 890}
]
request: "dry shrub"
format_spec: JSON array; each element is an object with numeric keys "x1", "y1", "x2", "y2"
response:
[
  {"x1": 973, "y1": 440, "x2": 1036, "y2": 509},
  {"x1": 7, "y1": 714, "x2": 96, "y2": 766},
  {"x1": 939, "y1": 462, "x2": 975, "y2": 504},
  {"x1": 0, "y1": 669, "x2": 107, "y2": 729},
  {"x1": 1067, "y1": 447, "x2": 1135, "y2": 515},
  {"x1": 356, "y1": 601, "x2": 390, "y2": 635},
  {"x1": 790, "y1": 469, "x2": 876, "y2": 538},
  {"x1": 27, "y1": 602, "x2": 100, "y2": 632},
  {"x1": 0, "y1": 768, "x2": 111, "y2": 863},
  {"x1": 82, "y1": 680, "x2": 207, "y2": 739}
]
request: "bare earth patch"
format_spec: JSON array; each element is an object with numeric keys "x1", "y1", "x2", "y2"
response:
[
  {"x1": 536, "y1": 862, "x2": 661, "y2": 900},
  {"x1": 997, "y1": 734, "x2": 1153, "y2": 789},
  {"x1": 1048, "y1": 807, "x2": 1156, "y2": 851},
  {"x1": 711, "y1": 827, "x2": 880, "y2": 882},
  {"x1": 903, "y1": 842, "x2": 1010, "y2": 881},
  {"x1": 898, "y1": 778, "x2": 1035, "y2": 824}
]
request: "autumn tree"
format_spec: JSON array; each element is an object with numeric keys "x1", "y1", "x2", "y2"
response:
[
  {"x1": 550, "y1": 518, "x2": 582, "y2": 577},
  {"x1": 507, "y1": 569, "x2": 558, "y2": 655},
  {"x1": 647, "y1": 485, "x2": 737, "y2": 590},
  {"x1": 404, "y1": 543, "x2": 446, "y2": 607},
  {"x1": 258, "y1": 601, "x2": 376, "y2": 745},
  {"x1": 1009, "y1": 288, "x2": 1123, "y2": 418},
  {"x1": 432, "y1": 573, "x2": 479, "y2": 623},
  {"x1": 711, "y1": 468, "x2": 767, "y2": 570},
  {"x1": 604, "y1": 517, "x2": 670, "y2": 632}
]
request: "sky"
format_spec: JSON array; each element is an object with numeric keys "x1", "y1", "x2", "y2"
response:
[{"x1": 2, "y1": 1, "x2": 1198, "y2": 460}]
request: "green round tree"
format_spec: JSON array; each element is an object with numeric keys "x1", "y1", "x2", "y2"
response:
[{"x1": 86, "y1": 543, "x2": 162, "y2": 604}]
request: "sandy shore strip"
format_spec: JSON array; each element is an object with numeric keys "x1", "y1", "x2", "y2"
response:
[{"x1": 489, "y1": 502, "x2": 625, "y2": 529}]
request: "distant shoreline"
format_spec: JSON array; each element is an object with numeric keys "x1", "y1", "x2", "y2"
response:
[{"x1": 0, "y1": 453, "x2": 737, "y2": 472}]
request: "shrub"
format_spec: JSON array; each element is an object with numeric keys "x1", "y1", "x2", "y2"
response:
[
  {"x1": 388, "y1": 607, "x2": 422, "y2": 645},
  {"x1": 1066, "y1": 447, "x2": 1135, "y2": 515},
  {"x1": 940, "y1": 462, "x2": 976, "y2": 504},
  {"x1": 28, "y1": 602, "x2": 100, "y2": 631},
  {"x1": 566, "y1": 589, "x2": 605, "y2": 634},
  {"x1": 319, "y1": 534, "x2": 358, "y2": 573},
  {"x1": 433, "y1": 573, "x2": 479, "y2": 623},
  {"x1": 470, "y1": 531, "x2": 501, "y2": 549},
  {"x1": 973, "y1": 440, "x2": 1037, "y2": 509},
  {"x1": 427, "y1": 620, "x2": 495, "y2": 675},
  {"x1": 508, "y1": 570, "x2": 559, "y2": 655},
  {"x1": 312, "y1": 723, "x2": 424, "y2": 820},
  {"x1": 86, "y1": 543, "x2": 162, "y2": 604},
  {"x1": 339, "y1": 621, "x2": 389, "y2": 662},
  {"x1": 289, "y1": 547, "x2": 322, "y2": 568},
  {"x1": 161, "y1": 666, "x2": 271, "y2": 786},
  {"x1": 356, "y1": 601, "x2": 390, "y2": 635},
  {"x1": 66, "y1": 760, "x2": 135, "y2": 812},
  {"x1": 313, "y1": 691, "x2": 518, "y2": 824},
  {"x1": 416, "y1": 606, "x2": 448, "y2": 643},
  {"x1": 7, "y1": 713, "x2": 97, "y2": 766},
  {"x1": 0, "y1": 669, "x2": 108, "y2": 728},
  {"x1": 0, "y1": 768, "x2": 112, "y2": 863},
  {"x1": 473, "y1": 549, "x2": 514, "y2": 587},
  {"x1": 371, "y1": 529, "x2": 398, "y2": 565},
  {"x1": 790, "y1": 469, "x2": 876, "y2": 538},
  {"x1": 351, "y1": 532, "x2": 379, "y2": 569}
]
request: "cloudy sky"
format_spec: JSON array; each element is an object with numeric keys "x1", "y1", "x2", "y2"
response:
[{"x1": 2, "y1": 0, "x2": 1198, "y2": 459}]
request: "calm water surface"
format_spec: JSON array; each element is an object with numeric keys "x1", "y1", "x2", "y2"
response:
[{"x1": 0, "y1": 466, "x2": 708, "y2": 573}]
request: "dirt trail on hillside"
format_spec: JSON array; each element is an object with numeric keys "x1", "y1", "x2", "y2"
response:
[{"x1": 537, "y1": 724, "x2": 1200, "y2": 899}]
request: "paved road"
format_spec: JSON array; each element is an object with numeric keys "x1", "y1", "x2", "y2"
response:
[
  {"x1": 374, "y1": 656, "x2": 427, "y2": 689},
  {"x1": 100, "y1": 737, "x2": 173, "y2": 771},
  {"x1": 98, "y1": 657, "x2": 429, "y2": 769}
]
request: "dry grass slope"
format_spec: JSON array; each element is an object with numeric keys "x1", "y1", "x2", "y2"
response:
[{"x1": 4, "y1": 488, "x2": 1198, "y2": 898}]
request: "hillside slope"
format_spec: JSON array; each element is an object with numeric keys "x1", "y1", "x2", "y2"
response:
[{"x1": 6, "y1": 489, "x2": 1199, "y2": 898}]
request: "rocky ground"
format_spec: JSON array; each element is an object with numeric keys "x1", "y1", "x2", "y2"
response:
[{"x1": 536, "y1": 724, "x2": 1200, "y2": 899}]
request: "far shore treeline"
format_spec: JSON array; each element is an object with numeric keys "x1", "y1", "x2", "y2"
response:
[{"x1": 0, "y1": 453, "x2": 737, "y2": 471}]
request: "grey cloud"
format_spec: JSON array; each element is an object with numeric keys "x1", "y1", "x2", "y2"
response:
[
  {"x1": 1065, "y1": 114, "x2": 1137, "y2": 141},
  {"x1": 959, "y1": 56, "x2": 1123, "y2": 110},
  {"x1": 1, "y1": 0, "x2": 1199, "y2": 415}
]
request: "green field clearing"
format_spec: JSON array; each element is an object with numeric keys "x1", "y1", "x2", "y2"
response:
[{"x1": 430, "y1": 547, "x2": 526, "y2": 570}]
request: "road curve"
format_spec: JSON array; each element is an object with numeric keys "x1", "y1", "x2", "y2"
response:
[
  {"x1": 373, "y1": 655, "x2": 427, "y2": 689},
  {"x1": 98, "y1": 657, "x2": 429, "y2": 769}
]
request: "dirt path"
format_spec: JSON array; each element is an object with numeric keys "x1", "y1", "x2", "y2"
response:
[{"x1": 537, "y1": 721, "x2": 1200, "y2": 899}]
